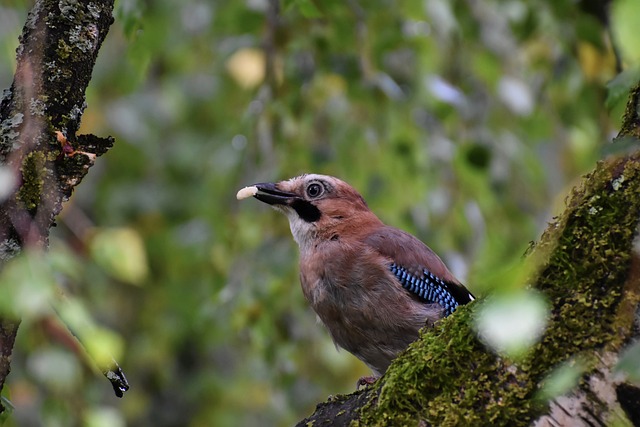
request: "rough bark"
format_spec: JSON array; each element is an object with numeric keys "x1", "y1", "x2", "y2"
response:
[
  {"x1": 0, "y1": 0, "x2": 115, "y2": 411},
  {"x1": 295, "y1": 91, "x2": 640, "y2": 426}
]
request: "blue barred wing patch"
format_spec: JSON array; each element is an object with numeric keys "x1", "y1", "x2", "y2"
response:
[{"x1": 389, "y1": 263, "x2": 464, "y2": 316}]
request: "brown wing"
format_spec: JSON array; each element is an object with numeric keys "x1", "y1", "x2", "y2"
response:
[{"x1": 364, "y1": 226, "x2": 474, "y2": 307}]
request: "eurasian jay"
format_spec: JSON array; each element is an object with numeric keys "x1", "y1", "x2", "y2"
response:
[{"x1": 237, "y1": 174, "x2": 474, "y2": 377}]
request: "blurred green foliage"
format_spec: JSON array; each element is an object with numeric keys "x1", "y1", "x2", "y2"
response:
[
  {"x1": 0, "y1": 0, "x2": 632, "y2": 425},
  {"x1": 536, "y1": 356, "x2": 587, "y2": 402}
]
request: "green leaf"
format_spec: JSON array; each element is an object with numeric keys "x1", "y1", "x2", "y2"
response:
[
  {"x1": 537, "y1": 357, "x2": 587, "y2": 401},
  {"x1": 474, "y1": 290, "x2": 550, "y2": 359},
  {"x1": 89, "y1": 227, "x2": 148, "y2": 286},
  {"x1": 84, "y1": 407, "x2": 126, "y2": 427},
  {"x1": 0, "y1": 395, "x2": 14, "y2": 412},
  {"x1": 294, "y1": 0, "x2": 322, "y2": 18},
  {"x1": 55, "y1": 296, "x2": 124, "y2": 367},
  {"x1": 605, "y1": 66, "x2": 640, "y2": 110},
  {"x1": 616, "y1": 341, "x2": 640, "y2": 383},
  {"x1": 0, "y1": 251, "x2": 55, "y2": 319},
  {"x1": 611, "y1": 0, "x2": 640, "y2": 65},
  {"x1": 602, "y1": 136, "x2": 640, "y2": 158}
]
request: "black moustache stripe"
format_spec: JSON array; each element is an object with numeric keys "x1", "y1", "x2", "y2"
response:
[{"x1": 291, "y1": 199, "x2": 321, "y2": 222}]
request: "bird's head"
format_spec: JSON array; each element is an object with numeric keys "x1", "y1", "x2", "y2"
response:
[{"x1": 238, "y1": 174, "x2": 380, "y2": 249}]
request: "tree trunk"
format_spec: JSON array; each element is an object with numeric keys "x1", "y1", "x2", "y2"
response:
[
  {"x1": 296, "y1": 87, "x2": 640, "y2": 426},
  {"x1": 0, "y1": 0, "x2": 115, "y2": 412}
]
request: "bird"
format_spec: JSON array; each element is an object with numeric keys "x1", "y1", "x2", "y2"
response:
[{"x1": 237, "y1": 174, "x2": 474, "y2": 377}]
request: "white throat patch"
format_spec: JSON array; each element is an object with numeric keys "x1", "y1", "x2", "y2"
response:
[{"x1": 276, "y1": 206, "x2": 316, "y2": 251}]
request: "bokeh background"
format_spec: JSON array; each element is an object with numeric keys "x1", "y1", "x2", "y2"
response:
[{"x1": 0, "y1": 0, "x2": 638, "y2": 425}]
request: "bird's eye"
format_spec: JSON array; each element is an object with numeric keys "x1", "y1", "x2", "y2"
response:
[{"x1": 306, "y1": 182, "x2": 324, "y2": 198}]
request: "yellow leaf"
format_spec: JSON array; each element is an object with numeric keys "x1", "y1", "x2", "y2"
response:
[{"x1": 226, "y1": 48, "x2": 265, "y2": 89}]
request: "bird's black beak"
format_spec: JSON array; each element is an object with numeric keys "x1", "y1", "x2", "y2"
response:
[
  {"x1": 253, "y1": 182, "x2": 300, "y2": 206},
  {"x1": 252, "y1": 182, "x2": 322, "y2": 223}
]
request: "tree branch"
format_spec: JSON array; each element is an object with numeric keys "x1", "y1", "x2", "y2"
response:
[{"x1": 0, "y1": 0, "x2": 116, "y2": 410}]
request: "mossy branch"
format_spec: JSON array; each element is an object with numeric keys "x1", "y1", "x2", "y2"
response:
[
  {"x1": 295, "y1": 86, "x2": 640, "y2": 427},
  {"x1": 0, "y1": 0, "x2": 116, "y2": 411}
]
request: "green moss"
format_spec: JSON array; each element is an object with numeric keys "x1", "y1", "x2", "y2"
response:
[
  {"x1": 57, "y1": 39, "x2": 73, "y2": 60},
  {"x1": 532, "y1": 157, "x2": 640, "y2": 354},
  {"x1": 357, "y1": 154, "x2": 640, "y2": 426},
  {"x1": 358, "y1": 306, "x2": 537, "y2": 426},
  {"x1": 17, "y1": 151, "x2": 47, "y2": 211}
]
